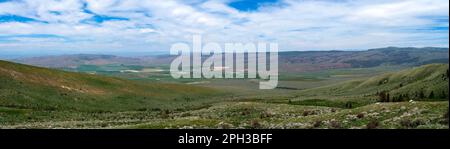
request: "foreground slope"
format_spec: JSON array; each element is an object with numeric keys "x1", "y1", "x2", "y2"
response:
[
  {"x1": 122, "y1": 101, "x2": 448, "y2": 129},
  {"x1": 0, "y1": 60, "x2": 223, "y2": 112}
]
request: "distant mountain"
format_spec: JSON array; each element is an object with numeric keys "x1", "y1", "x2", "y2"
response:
[
  {"x1": 13, "y1": 54, "x2": 144, "y2": 68},
  {"x1": 12, "y1": 47, "x2": 449, "y2": 73},
  {"x1": 13, "y1": 54, "x2": 176, "y2": 68},
  {"x1": 344, "y1": 47, "x2": 449, "y2": 67},
  {"x1": 279, "y1": 47, "x2": 448, "y2": 72},
  {"x1": 0, "y1": 60, "x2": 222, "y2": 112}
]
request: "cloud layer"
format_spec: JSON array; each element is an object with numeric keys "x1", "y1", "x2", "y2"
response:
[{"x1": 0, "y1": 0, "x2": 448, "y2": 53}]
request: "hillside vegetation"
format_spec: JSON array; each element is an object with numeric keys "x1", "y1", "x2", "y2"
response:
[
  {"x1": 286, "y1": 64, "x2": 449, "y2": 109},
  {"x1": 297, "y1": 64, "x2": 448, "y2": 97},
  {"x1": 0, "y1": 60, "x2": 224, "y2": 112}
]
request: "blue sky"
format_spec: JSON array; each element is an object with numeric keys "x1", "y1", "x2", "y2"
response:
[
  {"x1": 228, "y1": 0, "x2": 279, "y2": 11},
  {"x1": 0, "y1": 0, "x2": 448, "y2": 54}
]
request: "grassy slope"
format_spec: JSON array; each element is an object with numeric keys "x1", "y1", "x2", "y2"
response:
[
  {"x1": 0, "y1": 60, "x2": 224, "y2": 112},
  {"x1": 295, "y1": 64, "x2": 449, "y2": 100}
]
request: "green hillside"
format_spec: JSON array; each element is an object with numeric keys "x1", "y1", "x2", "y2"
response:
[
  {"x1": 295, "y1": 64, "x2": 449, "y2": 104},
  {"x1": 0, "y1": 60, "x2": 224, "y2": 112}
]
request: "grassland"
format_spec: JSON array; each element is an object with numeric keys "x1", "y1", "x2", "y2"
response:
[
  {"x1": 1, "y1": 101, "x2": 447, "y2": 129},
  {"x1": 0, "y1": 60, "x2": 227, "y2": 112},
  {"x1": 0, "y1": 60, "x2": 448, "y2": 129}
]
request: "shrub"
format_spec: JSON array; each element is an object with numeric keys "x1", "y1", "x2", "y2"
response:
[
  {"x1": 241, "y1": 108, "x2": 251, "y2": 116},
  {"x1": 413, "y1": 119, "x2": 425, "y2": 127},
  {"x1": 331, "y1": 109, "x2": 336, "y2": 113},
  {"x1": 400, "y1": 119, "x2": 424, "y2": 128},
  {"x1": 366, "y1": 120, "x2": 379, "y2": 129},
  {"x1": 250, "y1": 119, "x2": 261, "y2": 129},
  {"x1": 260, "y1": 111, "x2": 273, "y2": 118},
  {"x1": 302, "y1": 110, "x2": 312, "y2": 116},
  {"x1": 160, "y1": 109, "x2": 170, "y2": 118},
  {"x1": 357, "y1": 113, "x2": 364, "y2": 119},
  {"x1": 330, "y1": 120, "x2": 342, "y2": 129},
  {"x1": 218, "y1": 122, "x2": 233, "y2": 129},
  {"x1": 400, "y1": 119, "x2": 412, "y2": 128},
  {"x1": 313, "y1": 120, "x2": 322, "y2": 128}
]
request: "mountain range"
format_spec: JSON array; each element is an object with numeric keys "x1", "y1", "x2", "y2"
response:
[{"x1": 13, "y1": 47, "x2": 449, "y2": 73}]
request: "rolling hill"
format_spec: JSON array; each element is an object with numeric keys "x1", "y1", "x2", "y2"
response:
[
  {"x1": 0, "y1": 60, "x2": 224, "y2": 112},
  {"x1": 296, "y1": 63, "x2": 449, "y2": 102}
]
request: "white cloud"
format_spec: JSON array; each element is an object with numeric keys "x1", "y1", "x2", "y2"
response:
[{"x1": 0, "y1": 0, "x2": 448, "y2": 53}]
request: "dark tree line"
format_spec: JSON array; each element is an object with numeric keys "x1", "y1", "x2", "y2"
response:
[{"x1": 378, "y1": 90, "x2": 447, "y2": 102}]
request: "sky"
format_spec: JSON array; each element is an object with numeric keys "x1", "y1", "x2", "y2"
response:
[{"x1": 0, "y1": 0, "x2": 448, "y2": 54}]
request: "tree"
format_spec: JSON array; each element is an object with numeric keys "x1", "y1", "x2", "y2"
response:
[
  {"x1": 345, "y1": 102, "x2": 353, "y2": 109},
  {"x1": 395, "y1": 94, "x2": 404, "y2": 102},
  {"x1": 440, "y1": 91, "x2": 447, "y2": 99},
  {"x1": 378, "y1": 91, "x2": 387, "y2": 102},
  {"x1": 387, "y1": 93, "x2": 390, "y2": 102},
  {"x1": 419, "y1": 90, "x2": 425, "y2": 99},
  {"x1": 403, "y1": 94, "x2": 410, "y2": 100},
  {"x1": 429, "y1": 91, "x2": 435, "y2": 99}
]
